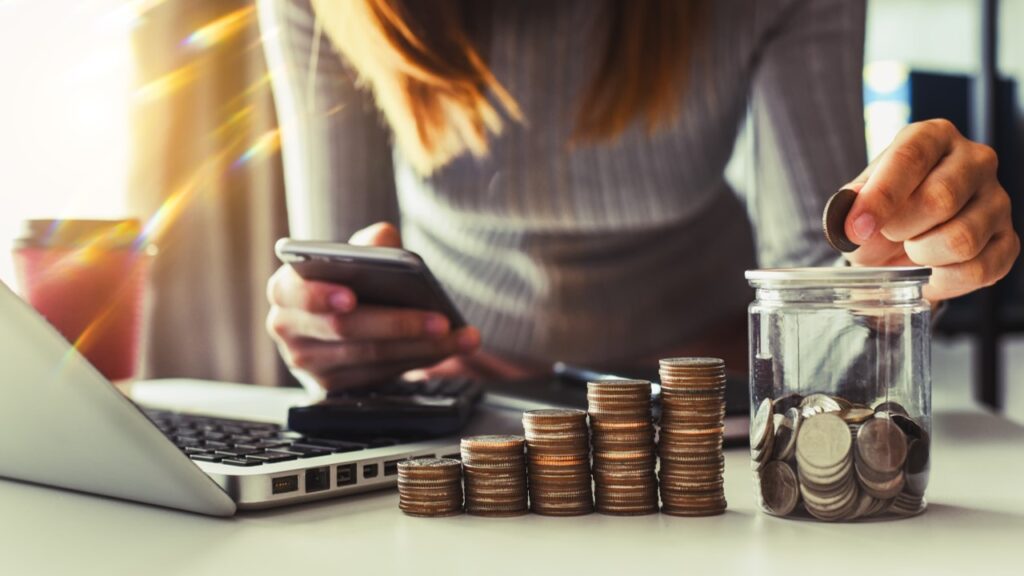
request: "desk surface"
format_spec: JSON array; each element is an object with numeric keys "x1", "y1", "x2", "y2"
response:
[{"x1": 3, "y1": 366, "x2": 1024, "y2": 575}]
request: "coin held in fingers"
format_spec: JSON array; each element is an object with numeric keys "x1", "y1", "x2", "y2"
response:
[{"x1": 823, "y1": 188, "x2": 860, "y2": 253}]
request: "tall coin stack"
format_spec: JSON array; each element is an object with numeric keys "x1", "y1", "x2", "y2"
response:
[
  {"x1": 397, "y1": 458, "x2": 464, "y2": 517},
  {"x1": 460, "y1": 435, "x2": 529, "y2": 517},
  {"x1": 657, "y1": 357, "x2": 728, "y2": 517},
  {"x1": 587, "y1": 380, "x2": 659, "y2": 516},
  {"x1": 523, "y1": 409, "x2": 594, "y2": 516}
]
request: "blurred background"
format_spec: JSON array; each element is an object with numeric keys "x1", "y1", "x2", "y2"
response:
[{"x1": 0, "y1": 0, "x2": 1021, "y2": 418}]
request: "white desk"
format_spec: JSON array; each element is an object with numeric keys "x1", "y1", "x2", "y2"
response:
[{"x1": 2, "y1": 372, "x2": 1023, "y2": 576}]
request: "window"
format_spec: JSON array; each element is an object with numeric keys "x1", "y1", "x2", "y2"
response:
[{"x1": 0, "y1": 0, "x2": 135, "y2": 287}]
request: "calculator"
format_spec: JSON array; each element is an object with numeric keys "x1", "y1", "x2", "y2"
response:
[{"x1": 287, "y1": 377, "x2": 483, "y2": 440}]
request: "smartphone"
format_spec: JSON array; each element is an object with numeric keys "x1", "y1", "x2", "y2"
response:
[{"x1": 274, "y1": 238, "x2": 466, "y2": 328}]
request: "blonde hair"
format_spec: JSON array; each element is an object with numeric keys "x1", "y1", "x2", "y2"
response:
[{"x1": 311, "y1": 0, "x2": 706, "y2": 175}]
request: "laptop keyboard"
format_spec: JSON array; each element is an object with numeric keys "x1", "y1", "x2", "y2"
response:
[{"x1": 143, "y1": 409, "x2": 398, "y2": 467}]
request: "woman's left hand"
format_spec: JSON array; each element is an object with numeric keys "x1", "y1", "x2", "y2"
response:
[{"x1": 843, "y1": 118, "x2": 1020, "y2": 302}]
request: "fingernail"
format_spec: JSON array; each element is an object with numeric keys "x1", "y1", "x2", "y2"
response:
[
  {"x1": 329, "y1": 291, "x2": 353, "y2": 311},
  {"x1": 853, "y1": 213, "x2": 876, "y2": 241},
  {"x1": 425, "y1": 314, "x2": 448, "y2": 336},
  {"x1": 457, "y1": 328, "x2": 479, "y2": 350}
]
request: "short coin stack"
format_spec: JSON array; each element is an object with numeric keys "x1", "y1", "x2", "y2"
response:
[
  {"x1": 523, "y1": 409, "x2": 593, "y2": 516},
  {"x1": 587, "y1": 380, "x2": 659, "y2": 515},
  {"x1": 461, "y1": 435, "x2": 528, "y2": 517},
  {"x1": 397, "y1": 458, "x2": 464, "y2": 517},
  {"x1": 657, "y1": 358, "x2": 728, "y2": 516}
]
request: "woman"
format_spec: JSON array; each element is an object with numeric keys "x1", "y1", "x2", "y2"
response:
[{"x1": 257, "y1": 0, "x2": 1018, "y2": 393}]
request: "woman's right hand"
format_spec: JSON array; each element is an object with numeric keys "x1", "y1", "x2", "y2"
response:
[{"x1": 265, "y1": 222, "x2": 481, "y2": 394}]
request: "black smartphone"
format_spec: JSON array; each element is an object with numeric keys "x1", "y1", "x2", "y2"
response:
[{"x1": 274, "y1": 238, "x2": 466, "y2": 328}]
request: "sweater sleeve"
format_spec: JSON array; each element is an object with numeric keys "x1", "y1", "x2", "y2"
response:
[
  {"x1": 748, "y1": 0, "x2": 868, "y2": 267},
  {"x1": 256, "y1": 0, "x2": 398, "y2": 241}
]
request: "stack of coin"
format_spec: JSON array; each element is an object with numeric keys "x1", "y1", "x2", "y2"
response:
[
  {"x1": 794, "y1": 412, "x2": 858, "y2": 521},
  {"x1": 656, "y1": 358, "x2": 728, "y2": 517},
  {"x1": 397, "y1": 458, "x2": 464, "y2": 517},
  {"x1": 523, "y1": 409, "x2": 593, "y2": 516},
  {"x1": 588, "y1": 380, "x2": 659, "y2": 515},
  {"x1": 460, "y1": 435, "x2": 528, "y2": 517}
]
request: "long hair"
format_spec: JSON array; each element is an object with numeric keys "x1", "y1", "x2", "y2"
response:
[{"x1": 311, "y1": 0, "x2": 707, "y2": 175}]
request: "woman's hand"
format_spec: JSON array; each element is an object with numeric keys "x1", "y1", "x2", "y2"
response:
[
  {"x1": 843, "y1": 119, "x2": 1019, "y2": 301},
  {"x1": 266, "y1": 222, "x2": 480, "y2": 393}
]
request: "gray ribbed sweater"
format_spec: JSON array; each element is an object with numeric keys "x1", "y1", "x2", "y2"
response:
[{"x1": 258, "y1": 0, "x2": 867, "y2": 365}]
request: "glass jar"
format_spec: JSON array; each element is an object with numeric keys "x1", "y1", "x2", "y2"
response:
[{"x1": 744, "y1": 267, "x2": 932, "y2": 522}]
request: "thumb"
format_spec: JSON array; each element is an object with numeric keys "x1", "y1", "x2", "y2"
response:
[{"x1": 349, "y1": 222, "x2": 401, "y2": 248}]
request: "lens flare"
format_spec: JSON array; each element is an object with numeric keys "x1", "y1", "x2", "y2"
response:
[
  {"x1": 232, "y1": 128, "x2": 280, "y2": 168},
  {"x1": 183, "y1": 6, "x2": 255, "y2": 50},
  {"x1": 135, "y1": 63, "x2": 198, "y2": 103}
]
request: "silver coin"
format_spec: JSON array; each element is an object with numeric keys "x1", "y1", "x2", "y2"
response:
[
  {"x1": 751, "y1": 398, "x2": 774, "y2": 450},
  {"x1": 796, "y1": 413, "x2": 852, "y2": 470},
  {"x1": 759, "y1": 461, "x2": 800, "y2": 516},
  {"x1": 799, "y1": 394, "x2": 843, "y2": 418}
]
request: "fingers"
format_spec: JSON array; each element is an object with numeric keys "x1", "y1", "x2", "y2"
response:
[
  {"x1": 267, "y1": 264, "x2": 355, "y2": 313},
  {"x1": 350, "y1": 222, "x2": 402, "y2": 247},
  {"x1": 924, "y1": 230, "x2": 1021, "y2": 302},
  {"x1": 281, "y1": 327, "x2": 481, "y2": 374},
  {"x1": 904, "y1": 183, "x2": 1010, "y2": 267},
  {"x1": 267, "y1": 305, "x2": 451, "y2": 342},
  {"x1": 881, "y1": 144, "x2": 982, "y2": 242},
  {"x1": 846, "y1": 119, "x2": 960, "y2": 244}
]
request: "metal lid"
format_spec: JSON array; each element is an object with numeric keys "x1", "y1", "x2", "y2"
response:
[{"x1": 746, "y1": 266, "x2": 931, "y2": 285}]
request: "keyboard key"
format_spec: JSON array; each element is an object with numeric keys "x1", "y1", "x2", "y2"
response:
[
  {"x1": 280, "y1": 444, "x2": 332, "y2": 458},
  {"x1": 220, "y1": 458, "x2": 263, "y2": 467},
  {"x1": 184, "y1": 446, "x2": 211, "y2": 454},
  {"x1": 175, "y1": 436, "x2": 202, "y2": 447},
  {"x1": 248, "y1": 451, "x2": 299, "y2": 463},
  {"x1": 303, "y1": 438, "x2": 368, "y2": 452},
  {"x1": 214, "y1": 448, "x2": 262, "y2": 458},
  {"x1": 202, "y1": 432, "x2": 227, "y2": 441},
  {"x1": 189, "y1": 453, "x2": 222, "y2": 462},
  {"x1": 204, "y1": 440, "x2": 231, "y2": 449}
]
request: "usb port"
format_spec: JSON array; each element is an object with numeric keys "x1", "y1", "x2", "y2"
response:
[
  {"x1": 305, "y1": 467, "x2": 329, "y2": 493},
  {"x1": 384, "y1": 459, "x2": 401, "y2": 477},
  {"x1": 363, "y1": 463, "x2": 379, "y2": 479},
  {"x1": 271, "y1": 475, "x2": 298, "y2": 495},
  {"x1": 336, "y1": 464, "x2": 357, "y2": 487}
]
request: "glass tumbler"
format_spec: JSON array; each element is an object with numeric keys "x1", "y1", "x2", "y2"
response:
[{"x1": 745, "y1": 267, "x2": 932, "y2": 522}]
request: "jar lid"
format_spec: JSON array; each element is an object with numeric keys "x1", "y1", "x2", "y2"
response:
[{"x1": 746, "y1": 266, "x2": 931, "y2": 285}]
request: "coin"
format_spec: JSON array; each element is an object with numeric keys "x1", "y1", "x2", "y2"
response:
[
  {"x1": 856, "y1": 418, "x2": 908, "y2": 474},
  {"x1": 796, "y1": 414, "x2": 852, "y2": 470},
  {"x1": 799, "y1": 394, "x2": 843, "y2": 418},
  {"x1": 823, "y1": 187, "x2": 860, "y2": 252},
  {"x1": 657, "y1": 357, "x2": 727, "y2": 517},
  {"x1": 396, "y1": 457, "x2": 464, "y2": 517},
  {"x1": 461, "y1": 435, "x2": 528, "y2": 517},
  {"x1": 589, "y1": 378, "x2": 658, "y2": 516},
  {"x1": 759, "y1": 461, "x2": 799, "y2": 516},
  {"x1": 523, "y1": 408, "x2": 593, "y2": 516}
]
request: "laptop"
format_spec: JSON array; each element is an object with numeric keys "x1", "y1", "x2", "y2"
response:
[{"x1": 0, "y1": 281, "x2": 475, "y2": 516}]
